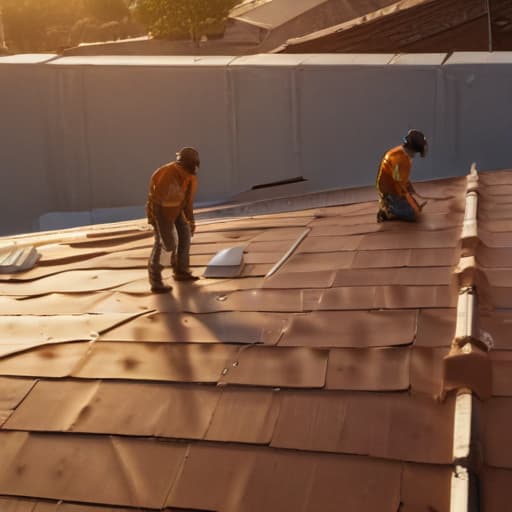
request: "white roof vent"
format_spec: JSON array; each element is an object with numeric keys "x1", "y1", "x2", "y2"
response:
[
  {"x1": 0, "y1": 246, "x2": 40, "y2": 274},
  {"x1": 203, "y1": 246, "x2": 245, "y2": 278}
]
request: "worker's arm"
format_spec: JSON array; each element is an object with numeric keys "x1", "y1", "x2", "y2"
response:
[
  {"x1": 407, "y1": 182, "x2": 417, "y2": 195},
  {"x1": 392, "y1": 157, "x2": 425, "y2": 212},
  {"x1": 183, "y1": 176, "x2": 198, "y2": 235},
  {"x1": 407, "y1": 182, "x2": 428, "y2": 210},
  {"x1": 392, "y1": 163, "x2": 423, "y2": 214},
  {"x1": 403, "y1": 183, "x2": 427, "y2": 213}
]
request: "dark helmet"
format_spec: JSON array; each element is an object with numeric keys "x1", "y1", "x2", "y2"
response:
[
  {"x1": 403, "y1": 129, "x2": 428, "y2": 157},
  {"x1": 176, "y1": 147, "x2": 200, "y2": 172}
]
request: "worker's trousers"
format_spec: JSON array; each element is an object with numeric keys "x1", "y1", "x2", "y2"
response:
[
  {"x1": 380, "y1": 194, "x2": 417, "y2": 222},
  {"x1": 148, "y1": 205, "x2": 191, "y2": 287}
]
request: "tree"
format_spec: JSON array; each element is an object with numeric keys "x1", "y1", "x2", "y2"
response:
[
  {"x1": 0, "y1": 0, "x2": 141, "y2": 53},
  {"x1": 0, "y1": 0, "x2": 82, "y2": 52},
  {"x1": 83, "y1": 0, "x2": 130, "y2": 23},
  {"x1": 135, "y1": 0, "x2": 237, "y2": 45}
]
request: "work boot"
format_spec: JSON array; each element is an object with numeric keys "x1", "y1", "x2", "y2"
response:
[
  {"x1": 150, "y1": 282, "x2": 173, "y2": 293},
  {"x1": 377, "y1": 210, "x2": 388, "y2": 223},
  {"x1": 148, "y1": 261, "x2": 172, "y2": 293},
  {"x1": 173, "y1": 271, "x2": 199, "y2": 282}
]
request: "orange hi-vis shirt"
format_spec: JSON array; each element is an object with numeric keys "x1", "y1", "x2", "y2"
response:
[
  {"x1": 148, "y1": 161, "x2": 197, "y2": 222},
  {"x1": 376, "y1": 145, "x2": 412, "y2": 197}
]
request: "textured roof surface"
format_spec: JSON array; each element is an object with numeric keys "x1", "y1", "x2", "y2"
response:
[
  {"x1": 230, "y1": 0, "x2": 329, "y2": 28},
  {"x1": 279, "y1": 0, "x2": 512, "y2": 53},
  {"x1": 229, "y1": 0, "x2": 397, "y2": 29},
  {"x1": 475, "y1": 171, "x2": 512, "y2": 510},
  {"x1": 226, "y1": 0, "x2": 398, "y2": 52},
  {"x1": 0, "y1": 176, "x2": 472, "y2": 510}
]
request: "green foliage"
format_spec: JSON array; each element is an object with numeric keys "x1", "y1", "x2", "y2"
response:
[
  {"x1": 0, "y1": 0, "x2": 82, "y2": 51},
  {"x1": 83, "y1": 0, "x2": 130, "y2": 22},
  {"x1": 0, "y1": 0, "x2": 236, "y2": 52},
  {"x1": 0, "y1": 0, "x2": 142, "y2": 52},
  {"x1": 135, "y1": 0, "x2": 237, "y2": 43}
]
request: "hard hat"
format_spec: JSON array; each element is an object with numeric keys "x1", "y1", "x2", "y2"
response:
[
  {"x1": 176, "y1": 147, "x2": 200, "y2": 170},
  {"x1": 404, "y1": 130, "x2": 428, "y2": 157}
]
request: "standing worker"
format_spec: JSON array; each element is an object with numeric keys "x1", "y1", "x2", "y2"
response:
[
  {"x1": 146, "y1": 147, "x2": 200, "y2": 293},
  {"x1": 376, "y1": 129, "x2": 428, "y2": 222}
]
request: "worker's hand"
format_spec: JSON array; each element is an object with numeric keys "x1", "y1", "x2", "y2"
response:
[
  {"x1": 189, "y1": 221, "x2": 196, "y2": 236},
  {"x1": 419, "y1": 201, "x2": 428, "y2": 211}
]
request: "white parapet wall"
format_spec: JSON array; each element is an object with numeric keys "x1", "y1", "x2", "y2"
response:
[{"x1": 1, "y1": 52, "x2": 512, "y2": 235}]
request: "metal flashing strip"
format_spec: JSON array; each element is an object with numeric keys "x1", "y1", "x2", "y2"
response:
[
  {"x1": 450, "y1": 165, "x2": 479, "y2": 512},
  {"x1": 265, "y1": 228, "x2": 311, "y2": 278},
  {"x1": 197, "y1": 186, "x2": 378, "y2": 221}
]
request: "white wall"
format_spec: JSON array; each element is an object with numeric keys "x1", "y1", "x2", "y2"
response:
[
  {"x1": 297, "y1": 54, "x2": 441, "y2": 189},
  {"x1": 441, "y1": 53, "x2": 512, "y2": 174},
  {"x1": 48, "y1": 56, "x2": 235, "y2": 212},
  {"x1": 0, "y1": 55, "x2": 56, "y2": 235},
  {"x1": 1, "y1": 52, "x2": 512, "y2": 235}
]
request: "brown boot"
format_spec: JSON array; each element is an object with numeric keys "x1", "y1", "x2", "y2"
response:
[
  {"x1": 151, "y1": 282, "x2": 173, "y2": 293},
  {"x1": 377, "y1": 209, "x2": 388, "y2": 223},
  {"x1": 173, "y1": 271, "x2": 199, "y2": 282}
]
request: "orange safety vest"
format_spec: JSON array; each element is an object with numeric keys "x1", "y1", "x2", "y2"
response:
[
  {"x1": 376, "y1": 145, "x2": 420, "y2": 213},
  {"x1": 147, "y1": 161, "x2": 197, "y2": 222}
]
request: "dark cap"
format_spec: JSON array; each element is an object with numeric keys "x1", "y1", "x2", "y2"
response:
[
  {"x1": 176, "y1": 147, "x2": 200, "y2": 172},
  {"x1": 403, "y1": 130, "x2": 428, "y2": 157}
]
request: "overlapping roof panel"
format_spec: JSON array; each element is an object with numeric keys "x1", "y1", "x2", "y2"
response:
[
  {"x1": 279, "y1": 0, "x2": 512, "y2": 53},
  {"x1": 0, "y1": 177, "x2": 468, "y2": 510}
]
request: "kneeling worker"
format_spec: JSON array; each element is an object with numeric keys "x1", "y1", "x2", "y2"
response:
[
  {"x1": 146, "y1": 147, "x2": 200, "y2": 293},
  {"x1": 376, "y1": 129, "x2": 428, "y2": 222}
]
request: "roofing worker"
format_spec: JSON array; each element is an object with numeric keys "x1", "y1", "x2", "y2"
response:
[
  {"x1": 146, "y1": 147, "x2": 200, "y2": 293},
  {"x1": 376, "y1": 129, "x2": 428, "y2": 222}
]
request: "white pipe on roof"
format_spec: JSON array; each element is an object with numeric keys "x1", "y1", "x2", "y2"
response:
[
  {"x1": 462, "y1": 193, "x2": 478, "y2": 241},
  {"x1": 451, "y1": 467, "x2": 470, "y2": 512},
  {"x1": 455, "y1": 290, "x2": 475, "y2": 342},
  {"x1": 449, "y1": 163, "x2": 480, "y2": 512},
  {"x1": 452, "y1": 391, "x2": 473, "y2": 463}
]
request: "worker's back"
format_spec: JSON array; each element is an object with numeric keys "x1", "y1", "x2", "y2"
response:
[
  {"x1": 149, "y1": 161, "x2": 196, "y2": 208},
  {"x1": 376, "y1": 145, "x2": 412, "y2": 197}
]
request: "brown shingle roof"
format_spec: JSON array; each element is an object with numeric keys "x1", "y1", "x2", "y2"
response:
[
  {"x1": 465, "y1": 170, "x2": 512, "y2": 508},
  {"x1": 278, "y1": 0, "x2": 512, "y2": 53},
  {"x1": 0, "y1": 175, "x2": 479, "y2": 510}
]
